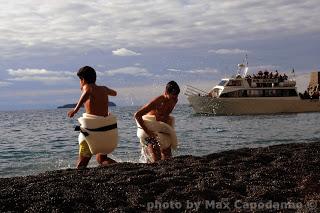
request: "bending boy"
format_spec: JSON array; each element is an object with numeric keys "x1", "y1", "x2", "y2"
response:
[
  {"x1": 135, "y1": 81, "x2": 180, "y2": 163},
  {"x1": 68, "y1": 66, "x2": 117, "y2": 168}
]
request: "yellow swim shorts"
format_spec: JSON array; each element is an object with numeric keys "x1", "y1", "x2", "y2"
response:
[{"x1": 79, "y1": 140, "x2": 92, "y2": 158}]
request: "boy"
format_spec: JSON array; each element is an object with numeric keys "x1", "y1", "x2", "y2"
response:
[
  {"x1": 68, "y1": 66, "x2": 117, "y2": 168},
  {"x1": 134, "y1": 81, "x2": 180, "y2": 163}
]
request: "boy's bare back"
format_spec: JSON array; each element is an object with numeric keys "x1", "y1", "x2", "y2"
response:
[
  {"x1": 83, "y1": 84, "x2": 116, "y2": 116},
  {"x1": 144, "y1": 95, "x2": 177, "y2": 124}
]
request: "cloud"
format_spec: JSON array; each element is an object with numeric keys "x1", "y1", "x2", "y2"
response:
[
  {"x1": 187, "y1": 68, "x2": 219, "y2": 74},
  {"x1": 0, "y1": 87, "x2": 80, "y2": 110},
  {"x1": 7, "y1": 68, "x2": 74, "y2": 82},
  {"x1": 249, "y1": 65, "x2": 280, "y2": 71},
  {"x1": 112, "y1": 48, "x2": 141, "y2": 56},
  {"x1": 167, "y1": 67, "x2": 218, "y2": 74},
  {"x1": 167, "y1": 68, "x2": 181, "y2": 72},
  {"x1": 1, "y1": 1, "x2": 320, "y2": 57},
  {"x1": 102, "y1": 66, "x2": 152, "y2": 76},
  {"x1": 0, "y1": 88, "x2": 78, "y2": 98},
  {"x1": 0, "y1": 81, "x2": 12, "y2": 87},
  {"x1": 208, "y1": 49, "x2": 250, "y2": 54}
]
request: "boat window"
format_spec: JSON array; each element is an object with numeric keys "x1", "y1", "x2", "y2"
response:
[
  {"x1": 218, "y1": 80, "x2": 227, "y2": 86},
  {"x1": 248, "y1": 90, "x2": 263, "y2": 97},
  {"x1": 288, "y1": 89, "x2": 298, "y2": 96},
  {"x1": 266, "y1": 89, "x2": 297, "y2": 97},
  {"x1": 227, "y1": 80, "x2": 242, "y2": 86},
  {"x1": 264, "y1": 90, "x2": 276, "y2": 97},
  {"x1": 220, "y1": 89, "x2": 298, "y2": 98},
  {"x1": 220, "y1": 90, "x2": 247, "y2": 97},
  {"x1": 220, "y1": 91, "x2": 238, "y2": 97}
]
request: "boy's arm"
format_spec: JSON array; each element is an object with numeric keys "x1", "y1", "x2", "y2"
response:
[
  {"x1": 67, "y1": 85, "x2": 90, "y2": 118},
  {"x1": 134, "y1": 96, "x2": 161, "y2": 138},
  {"x1": 105, "y1": 87, "x2": 117, "y2": 96}
]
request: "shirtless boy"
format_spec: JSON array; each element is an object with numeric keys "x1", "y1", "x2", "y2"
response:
[
  {"x1": 68, "y1": 66, "x2": 117, "y2": 168},
  {"x1": 134, "y1": 81, "x2": 180, "y2": 163}
]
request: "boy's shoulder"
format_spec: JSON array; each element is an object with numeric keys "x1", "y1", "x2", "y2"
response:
[
  {"x1": 82, "y1": 83, "x2": 93, "y2": 91},
  {"x1": 151, "y1": 95, "x2": 165, "y2": 103},
  {"x1": 95, "y1": 85, "x2": 109, "y2": 91}
]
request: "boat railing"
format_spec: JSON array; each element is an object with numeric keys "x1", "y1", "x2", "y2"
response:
[{"x1": 184, "y1": 85, "x2": 209, "y2": 96}]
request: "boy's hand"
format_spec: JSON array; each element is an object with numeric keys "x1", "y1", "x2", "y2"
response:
[{"x1": 67, "y1": 109, "x2": 76, "y2": 118}]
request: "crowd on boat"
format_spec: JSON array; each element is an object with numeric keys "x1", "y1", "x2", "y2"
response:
[
  {"x1": 245, "y1": 70, "x2": 289, "y2": 82},
  {"x1": 300, "y1": 85, "x2": 320, "y2": 100}
]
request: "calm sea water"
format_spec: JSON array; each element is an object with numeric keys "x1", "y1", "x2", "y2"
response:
[{"x1": 1, "y1": 104, "x2": 320, "y2": 177}]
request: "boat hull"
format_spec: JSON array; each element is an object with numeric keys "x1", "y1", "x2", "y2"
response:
[{"x1": 187, "y1": 96, "x2": 320, "y2": 115}]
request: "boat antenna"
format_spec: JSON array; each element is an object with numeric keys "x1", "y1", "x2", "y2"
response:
[
  {"x1": 291, "y1": 67, "x2": 296, "y2": 80},
  {"x1": 245, "y1": 54, "x2": 248, "y2": 66}
]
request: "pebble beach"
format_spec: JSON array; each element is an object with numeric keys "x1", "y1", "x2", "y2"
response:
[{"x1": 1, "y1": 141, "x2": 319, "y2": 212}]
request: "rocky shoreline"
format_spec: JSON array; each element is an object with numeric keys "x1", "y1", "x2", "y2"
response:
[{"x1": 1, "y1": 142, "x2": 319, "y2": 212}]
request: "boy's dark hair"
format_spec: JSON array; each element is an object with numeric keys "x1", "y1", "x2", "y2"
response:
[
  {"x1": 77, "y1": 66, "x2": 96, "y2": 84},
  {"x1": 166, "y1": 81, "x2": 180, "y2": 95}
]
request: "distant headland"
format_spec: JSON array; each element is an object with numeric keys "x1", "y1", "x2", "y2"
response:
[{"x1": 57, "y1": 102, "x2": 116, "y2": 108}]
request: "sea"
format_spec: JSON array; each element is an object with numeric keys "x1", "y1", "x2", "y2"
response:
[{"x1": 1, "y1": 104, "x2": 320, "y2": 178}]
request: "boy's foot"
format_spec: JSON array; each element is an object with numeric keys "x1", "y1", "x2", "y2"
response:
[
  {"x1": 100, "y1": 158, "x2": 117, "y2": 166},
  {"x1": 96, "y1": 154, "x2": 117, "y2": 166}
]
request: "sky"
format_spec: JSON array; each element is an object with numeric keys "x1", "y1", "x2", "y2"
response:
[{"x1": 0, "y1": 0, "x2": 319, "y2": 110}]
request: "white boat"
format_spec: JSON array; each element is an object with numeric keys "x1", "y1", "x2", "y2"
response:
[{"x1": 185, "y1": 58, "x2": 320, "y2": 115}]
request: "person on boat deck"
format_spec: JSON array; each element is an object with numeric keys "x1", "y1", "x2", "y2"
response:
[
  {"x1": 269, "y1": 72, "x2": 273, "y2": 79},
  {"x1": 134, "y1": 81, "x2": 180, "y2": 163},
  {"x1": 67, "y1": 66, "x2": 117, "y2": 168},
  {"x1": 311, "y1": 91, "x2": 319, "y2": 100},
  {"x1": 279, "y1": 74, "x2": 283, "y2": 82}
]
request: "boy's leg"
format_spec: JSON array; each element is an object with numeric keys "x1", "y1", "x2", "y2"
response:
[
  {"x1": 161, "y1": 146, "x2": 172, "y2": 160},
  {"x1": 96, "y1": 153, "x2": 117, "y2": 166},
  {"x1": 77, "y1": 140, "x2": 92, "y2": 169},
  {"x1": 77, "y1": 156, "x2": 91, "y2": 169},
  {"x1": 146, "y1": 141, "x2": 161, "y2": 163}
]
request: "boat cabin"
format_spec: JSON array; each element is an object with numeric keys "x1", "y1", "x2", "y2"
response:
[{"x1": 210, "y1": 73, "x2": 298, "y2": 98}]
